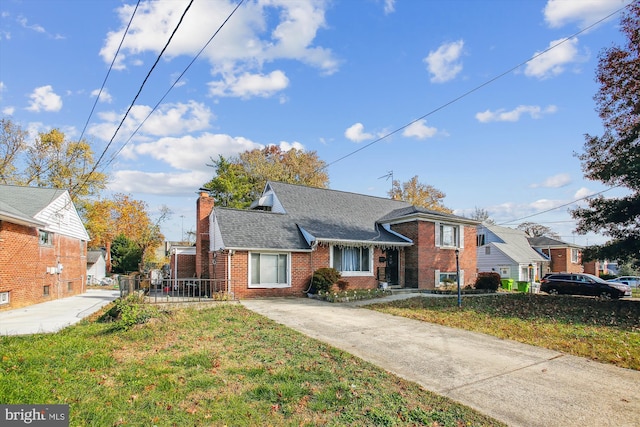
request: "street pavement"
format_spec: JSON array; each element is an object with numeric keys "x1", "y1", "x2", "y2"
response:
[
  {"x1": 241, "y1": 295, "x2": 640, "y2": 427},
  {"x1": 0, "y1": 289, "x2": 120, "y2": 336}
]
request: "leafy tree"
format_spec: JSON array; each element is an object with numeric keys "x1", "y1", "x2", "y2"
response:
[
  {"x1": 203, "y1": 145, "x2": 329, "y2": 207},
  {"x1": 388, "y1": 176, "x2": 452, "y2": 213},
  {"x1": 0, "y1": 119, "x2": 107, "y2": 208},
  {"x1": 84, "y1": 194, "x2": 168, "y2": 270},
  {"x1": 571, "y1": 3, "x2": 640, "y2": 267},
  {"x1": 203, "y1": 155, "x2": 253, "y2": 208},
  {"x1": 517, "y1": 222, "x2": 560, "y2": 238},
  {"x1": 111, "y1": 234, "x2": 143, "y2": 274},
  {"x1": 0, "y1": 118, "x2": 27, "y2": 183},
  {"x1": 470, "y1": 207, "x2": 495, "y2": 224}
]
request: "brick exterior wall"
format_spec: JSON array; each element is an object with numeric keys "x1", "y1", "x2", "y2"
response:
[
  {"x1": 0, "y1": 221, "x2": 87, "y2": 310},
  {"x1": 196, "y1": 192, "x2": 215, "y2": 279},
  {"x1": 169, "y1": 252, "x2": 196, "y2": 278},
  {"x1": 214, "y1": 244, "x2": 392, "y2": 299},
  {"x1": 391, "y1": 221, "x2": 477, "y2": 289},
  {"x1": 540, "y1": 248, "x2": 584, "y2": 274}
]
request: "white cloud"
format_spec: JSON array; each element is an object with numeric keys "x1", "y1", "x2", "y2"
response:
[
  {"x1": 402, "y1": 119, "x2": 437, "y2": 139},
  {"x1": 208, "y1": 71, "x2": 289, "y2": 98},
  {"x1": 530, "y1": 173, "x2": 572, "y2": 188},
  {"x1": 278, "y1": 141, "x2": 305, "y2": 151},
  {"x1": 101, "y1": 0, "x2": 339, "y2": 94},
  {"x1": 17, "y1": 16, "x2": 44, "y2": 33},
  {"x1": 524, "y1": 37, "x2": 582, "y2": 79},
  {"x1": 108, "y1": 170, "x2": 211, "y2": 196},
  {"x1": 133, "y1": 132, "x2": 262, "y2": 171},
  {"x1": 345, "y1": 123, "x2": 374, "y2": 142},
  {"x1": 543, "y1": 0, "x2": 628, "y2": 29},
  {"x1": 2, "y1": 106, "x2": 15, "y2": 115},
  {"x1": 574, "y1": 187, "x2": 595, "y2": 204},
  {"x1": 476, "y1": 105, "x2": 558, "y2": 123},
  {"x1": 88, "y1": 101, "x2": 214, "y2": 141},
  {"x1": 91, "y1": 88, "x2": 113, "y2": 103},
  {"x1": 26, "y1": 85, "x2": 62, "y2": 112},
  {"x1": 424, "y1": 40, "x2": 464, "y2": 83},
  {"x1": 383, "y1": 0, "x2": 396, "y2": 14}
]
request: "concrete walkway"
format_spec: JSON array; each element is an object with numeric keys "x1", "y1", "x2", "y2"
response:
[
  {"x1": 241, "y1": 294, "x2": 640, "y2": 427},
  {"x1": 0, "y1": 289, "x2": 120, "y2": 336}
]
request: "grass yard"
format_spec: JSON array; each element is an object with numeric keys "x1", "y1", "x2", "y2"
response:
[
  {"x1": 367, "y1": 293, "x2": 640, "y2": 370},
  {"x1": 0, "y1": 302, "x2": 504, "y2": 427}
]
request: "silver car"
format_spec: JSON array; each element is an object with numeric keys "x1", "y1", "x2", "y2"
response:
[{"x1": 607, "y1": 276, "x2": 640, "y2": 289}]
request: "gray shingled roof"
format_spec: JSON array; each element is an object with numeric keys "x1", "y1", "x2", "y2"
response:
[
  {"x1": 528, "y1": 236, "x2": 584, "y2": 249},
  {"x1": 0, "y1": 184, "x2": 64, "y2": 226},
  {"x1": 214, "y1": 182, "x2": 472, "y2": 250}
]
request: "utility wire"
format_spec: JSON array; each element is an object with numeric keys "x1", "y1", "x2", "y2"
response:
[
  {"x1": 72, "y1": 0, "x2": 195, "y2": 196},
  {"x1": 77, "y1": 0, "x2": 141, "y2": 145},
  {"x1": 102, "y1": 0, "x2": 246, "y2": 171},
  {"x1": 322, "y1": 1, "x2": 634, "y2": 170},
  {"x1": 497, "y1": 185, "x2": 622, "y2": 226}
]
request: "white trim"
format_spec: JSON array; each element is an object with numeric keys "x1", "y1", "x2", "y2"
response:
[
  {"x1": 330, "y1": 244, "x2": 374, "y2": 277},
  {"x1": 248, "y1": 251, "x2": 291, "y2": 289}
]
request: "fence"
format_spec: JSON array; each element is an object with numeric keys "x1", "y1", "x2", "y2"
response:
[{"x1": 118, "y1": 275, "x2": 232, "y2": 303}]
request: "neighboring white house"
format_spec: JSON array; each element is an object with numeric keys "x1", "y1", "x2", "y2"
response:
[
  {"x1": 87, "y1": 250, "x2": 107, "y2": 284},
  {"x1": 476, "y1": 223, "x2": 548, "y2": 282}
]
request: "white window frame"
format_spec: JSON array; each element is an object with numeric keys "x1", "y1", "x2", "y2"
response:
[
  {"x1": 248, "y1": 252, "x2": 290, "y2": 289},
  {"x1": 435, "y1": 222, "x2": 463, "y2": 249},
  {"x1": 0, "y1": 291, "x2": 9, "y2": 305},
  {"x1": 331, "y1": 245, "x2": 373, "y2": 277},
  {"x1": 435, "y1": 269, "x2": 465, "y2": 287},
  {"x1": 39, "y1": 230, "x2": 53, "y2": 246},
  {"x1": 499, "y1": 266, "x2": 510, "y2": 277},
  {"x1": 571, "y1": 248, "x2": 580, "y2": 264}
]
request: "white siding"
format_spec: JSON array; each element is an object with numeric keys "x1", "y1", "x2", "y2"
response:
[{"x1": 34, "y1": 192, "x2": 89, "y2": 241}]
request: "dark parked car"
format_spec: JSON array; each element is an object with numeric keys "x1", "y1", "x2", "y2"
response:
[{"x1": 540, "y1": 273, "x2": 631, "y2": 299}]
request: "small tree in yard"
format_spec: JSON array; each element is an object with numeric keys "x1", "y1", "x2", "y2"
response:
[
  {"x1": 474, "y1": 272, "x2": 501, "y2": 291},
  {"x1": 309, "y1": 268, "x2": 341, "y2": 294}
]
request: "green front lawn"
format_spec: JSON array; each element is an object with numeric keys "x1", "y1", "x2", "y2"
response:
[
  {"x1": 367, "y1": 293, "x2": 640, "y2": 370},
  {"x1": 0, "y1": 303, "x2": 503, "y2": 427}
]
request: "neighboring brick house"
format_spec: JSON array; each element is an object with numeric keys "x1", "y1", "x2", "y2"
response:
[
  {"x1": 0, "y1": 185, "x2": 90, "y2": 310},
  {"x1": 192, "y1": 182, "x2": 478, "y2": 299},
  {"x1": 528, "y1": 236, "x2": 584, "y2": 274}
]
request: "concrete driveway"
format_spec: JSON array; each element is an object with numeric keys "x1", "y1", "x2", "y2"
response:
[
  {"x1": 0, "y1": 289, "x2": 120, "y2": 336},
  {"x1": 241, "y1": 295, "x2": 640, "y2": 427}
]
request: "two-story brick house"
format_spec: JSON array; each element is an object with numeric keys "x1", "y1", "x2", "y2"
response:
[
  {"x1": 0, "y1": 185, "x2": 90, "y2": 309},
  {"x1": 193, "y1": 182, "x2": 478, "y2": 299}
]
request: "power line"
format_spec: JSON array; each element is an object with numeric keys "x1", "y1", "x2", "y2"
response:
[
  {"x1": 77, "y1": 0, "x2": 141, "y2": 146},
  {"x1": 322, "y1": 1, "x2": 634, "y2": 170},
  {"x1": 102, "y1": 0, "x2": 246, "y2": 171},
  {"x1": 497, "y1": 185, "x2": 622, "y2": 226},
  {"x1": 72, "y1": 0, "x2": 195, "y2": 196}
]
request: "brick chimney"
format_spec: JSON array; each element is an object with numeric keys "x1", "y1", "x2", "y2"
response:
[{"x1": 196, "y1": 191, "x2": 215, "y2": 278}]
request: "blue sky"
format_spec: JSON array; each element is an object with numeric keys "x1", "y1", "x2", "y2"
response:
[{"x1": 0, "y1": 0, "x2": 634, "y2": 245}]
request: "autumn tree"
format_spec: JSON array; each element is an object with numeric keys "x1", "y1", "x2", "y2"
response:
[
  {"x1": 571, "y1": 3, "x2": 640, "y2": 267},
  {"x1": 0, "y1": 118, "x2": 107, "y2": 208},
  {"x1": 388, "y1": 176, "x2": 452, "y2": 213},
  {"x1": 203, "y1": 145, "x2": 329, "y2": 207},
  {"x1": 517, "y1": 222, "x2": 560, "y2": 238},
  {"x1": 0, "y1": 118, "x2": 27, "y2": 183},
  {"x1": 84, "y1": 194, "x2": 169, "y2": 271}
]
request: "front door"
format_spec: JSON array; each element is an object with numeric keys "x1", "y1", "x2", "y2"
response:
[{"x1": 385, "y1": 249, "x2": 400, "y2": 286}]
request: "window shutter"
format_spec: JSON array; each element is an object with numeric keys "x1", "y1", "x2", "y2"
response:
[
  {"x1": 435, "y1": 269, "x2": 440, "y2": 286},
  {"x1": 459, "y1": 225, "x2": 464, "y2": 248},
  {"x1": 435, "y1": 222, "x2": 440, "y2": 247},
  {"x1": 460, "y1": 270, "x2": 465, "y2": 285}
]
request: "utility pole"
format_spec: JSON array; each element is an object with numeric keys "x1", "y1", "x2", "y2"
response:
[{"x1": 180, "y1": 215, "x2": 185, "y2": 242}]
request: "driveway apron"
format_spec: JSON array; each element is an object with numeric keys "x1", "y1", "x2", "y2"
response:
[{"x1": 241, "y1": 296, "x2": 640, "y2": 427}]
